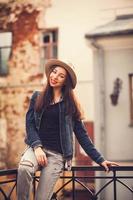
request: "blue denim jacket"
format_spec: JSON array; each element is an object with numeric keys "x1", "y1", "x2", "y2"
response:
[{"x1": 25, "y1": 91, "x2": 105, "y2": 164}]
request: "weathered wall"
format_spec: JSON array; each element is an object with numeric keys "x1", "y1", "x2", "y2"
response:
[{"x1": 0, "y1": 0, "x2": 51, "y2": 169}]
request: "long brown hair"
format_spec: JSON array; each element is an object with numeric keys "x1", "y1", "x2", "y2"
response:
[{"x1": 35, "y1": 69, "x2": 84, "y2": 120}]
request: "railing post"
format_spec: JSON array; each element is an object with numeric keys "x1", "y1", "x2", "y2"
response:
[
  {"x1": 72, "y1": 169, "x2": 75, "y2": 200},
  {"x1": 33, "y1": 174, "x2": 36, "y2": 200},
  {"x1": 113, "y1": 170, "x2": 117, "y2": 200}
]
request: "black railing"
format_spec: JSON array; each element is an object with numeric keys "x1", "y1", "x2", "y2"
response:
[{"x1": 0, "y1": 166, "x2": 133, "y2": 200}]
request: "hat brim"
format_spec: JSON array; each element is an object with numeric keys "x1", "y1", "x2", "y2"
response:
[{"x1": 45, "y1": 59, "x2": 77, "y2": 89}]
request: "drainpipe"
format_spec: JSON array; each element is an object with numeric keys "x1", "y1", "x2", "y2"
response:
[
  {"x1": 87, "y1": 38, "x2": 106, "y2": 156},
  {"x1": 86, "y1": 38, "x2": 106, "y2": 199}
]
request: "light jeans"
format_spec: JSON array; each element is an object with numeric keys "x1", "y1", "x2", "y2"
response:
[{"x1": 17, "y1": 146, "x2": 64, "y2": 200}]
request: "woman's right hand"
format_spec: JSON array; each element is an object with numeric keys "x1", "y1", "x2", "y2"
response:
[{"x1": 34, "y1": 147, "x2": 48, "y2": 166}]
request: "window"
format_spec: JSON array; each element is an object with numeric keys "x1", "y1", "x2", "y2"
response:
[
  {"x1": 40, "y1": 28, "x2": 58, "y2": 73},
  {"x1": 129, "y1": 74, "x2": 133, "y2": 126},
  {"x1": 0, "y1": 32, "x2": 12, "y2": 76}
]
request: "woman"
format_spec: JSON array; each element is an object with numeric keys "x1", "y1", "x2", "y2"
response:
[{"x1": 17, "y1": 59, "x2": 118, "y2": 200}]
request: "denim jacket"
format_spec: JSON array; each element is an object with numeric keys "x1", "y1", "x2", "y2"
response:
[{"x1": 25, "y1": 91, "x2": 105, "y2": 164}]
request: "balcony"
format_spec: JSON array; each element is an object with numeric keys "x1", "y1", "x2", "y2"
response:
[{"x1": 0, "y1": 165, "x2": 133, "y2": 200}]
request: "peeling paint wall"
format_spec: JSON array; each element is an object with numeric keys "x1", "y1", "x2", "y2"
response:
[{"x1": 0, "y1": 0, "x2": 51, "y2": 169}]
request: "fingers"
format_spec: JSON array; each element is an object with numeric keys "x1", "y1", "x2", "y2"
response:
[
  {"x1": 37, "y1": 153, "x2": 48, "y2": 166},
  {"x1": 101, "y1": 162, "x2": 109, "y2": 173},
  {"x1": 101, "y1": 160, "x2": 119, "y2": 173},
  {"x1": 34, "y1": 147, "x2": 48, "y2": 166},
  {"x1": 110, "y1": 162, "x2": 119, "y2": 166}
]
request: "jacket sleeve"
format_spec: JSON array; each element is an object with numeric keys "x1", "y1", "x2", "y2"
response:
[
  {"x1": 73, "y1": 119, "x2": 105, "y2": 164},
  {"x1": 25, "y1": 91, "x2": 42, "y2": 148}
]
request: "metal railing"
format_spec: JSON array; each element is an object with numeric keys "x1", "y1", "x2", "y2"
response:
[{"x1": 0, "y1": 166, "x2": 133, "y2": 200}]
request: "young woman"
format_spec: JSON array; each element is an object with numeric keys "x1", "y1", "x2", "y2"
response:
[{"x1": 17, "y1": 59, "x2": 118, "y2": 200}]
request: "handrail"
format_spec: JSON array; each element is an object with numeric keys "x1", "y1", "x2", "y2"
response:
[{"x1": 0, "y1": 166, "x2": 133, "y2": 200}]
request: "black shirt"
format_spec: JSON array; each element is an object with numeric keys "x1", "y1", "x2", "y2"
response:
[{"x1": 39, "y1": 102, "x2": 63, "y2": 154}]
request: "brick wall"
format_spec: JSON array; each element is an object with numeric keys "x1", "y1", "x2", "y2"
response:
[{"x1": 0, "y1": 0, "x2": 51, "y2": 169}]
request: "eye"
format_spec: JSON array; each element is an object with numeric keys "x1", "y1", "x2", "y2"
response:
[
  {"x1": 52, "y1": 69, "x2": 57, "y2": 74},
  {"x1": 60, "y1": 75, "x2": 65, "y2": 79}
]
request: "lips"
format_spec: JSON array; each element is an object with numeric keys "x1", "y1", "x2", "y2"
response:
[{"x1": 50, "y1": 79, "x2": 57, "y2": 85}]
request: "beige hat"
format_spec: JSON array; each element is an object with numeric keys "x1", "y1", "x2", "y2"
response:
[{"x1": 45, "y1": 59, "x2": 77, "y2": 89}]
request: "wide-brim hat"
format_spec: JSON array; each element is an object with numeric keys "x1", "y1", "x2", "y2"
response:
[{"x1": 45, "y1": 59, "x2": 77, "y2": 89}]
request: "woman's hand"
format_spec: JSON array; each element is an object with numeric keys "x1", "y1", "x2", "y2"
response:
[
  {"x1": 34, "y1": 147, "x2": 48, "y2": 166},
  {"x1": 100, "y1": 160, "x2": 119, "y2": 173}
]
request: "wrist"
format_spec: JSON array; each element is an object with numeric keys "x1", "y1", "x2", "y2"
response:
[{"x1": 33, "y1": 145, "x2": 42, "y2": 151}]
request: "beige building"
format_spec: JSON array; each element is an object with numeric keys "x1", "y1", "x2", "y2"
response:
[
  {"x1": 45, "y1": 2, "x2": 133, "y2": 199},
  {"x1": 85, "y1": 14, "x2": 133, "y2": 200}
]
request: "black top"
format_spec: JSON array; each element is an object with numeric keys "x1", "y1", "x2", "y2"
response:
[{"x1": 39, "y1": 102, "x2": 63, "y2": 154}]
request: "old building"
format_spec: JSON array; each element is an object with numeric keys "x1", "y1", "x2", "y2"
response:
[{"x1": 0, "y1": 0, "x2": 51, "y2": 168}]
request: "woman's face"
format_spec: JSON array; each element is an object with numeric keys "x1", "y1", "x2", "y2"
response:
[{"x1": 49, "y1": 66, "x2": 67, "y2": 89}]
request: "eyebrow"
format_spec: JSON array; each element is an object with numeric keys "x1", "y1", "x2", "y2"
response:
[
  {"x1": 60, "y1": 73, "x2": 66, "y2": 76},
  {"x1": 53, "y1": 68, "x2": 66, "y2": 76}
]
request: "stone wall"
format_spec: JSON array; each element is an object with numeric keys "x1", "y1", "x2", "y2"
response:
[{"x1": 0, "y1": 0, "x2": 51, "y2": 169}]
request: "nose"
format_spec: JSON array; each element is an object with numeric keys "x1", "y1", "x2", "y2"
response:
[{"x1": 53, "y1": 73, "x2": 58, "y2": 80}]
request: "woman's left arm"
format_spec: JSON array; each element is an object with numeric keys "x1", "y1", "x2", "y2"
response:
[{"x1": 73, "y1": 119, "x2": 119, "y2": 171}]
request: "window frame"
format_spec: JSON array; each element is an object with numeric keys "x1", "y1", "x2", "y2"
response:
[
  {"x1": 129, "y1": 73, "x2": 133, "y2": 126},
  {"x1": 0, "y1": 32, "x2": 12, "y2": 76},
  {"x1": 39, "y1": 28, "x2": 58, "y2": 73}
]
